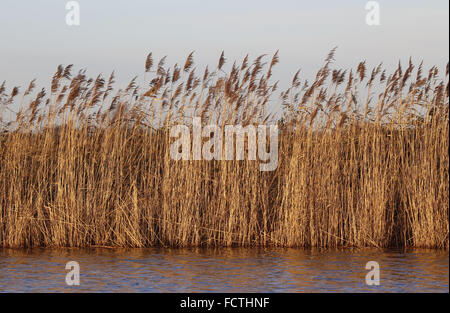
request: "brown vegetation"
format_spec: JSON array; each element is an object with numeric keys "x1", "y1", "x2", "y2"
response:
[{"x1": 0, "y1": 50, "x2": 448, "y2": 248}]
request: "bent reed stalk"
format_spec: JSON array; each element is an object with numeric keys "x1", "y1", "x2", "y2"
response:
[{"x1": 0, "y1": 50, "x2": 448, "y2": 249}]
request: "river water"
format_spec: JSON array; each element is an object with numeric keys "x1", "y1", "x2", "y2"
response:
[{"x1": 0, "y1": 247, "x2": 448, "y2": 292}]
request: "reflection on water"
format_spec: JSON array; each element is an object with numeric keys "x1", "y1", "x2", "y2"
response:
[{"x1": 0, "y1": 247, "x2": 448, "y2": 292}]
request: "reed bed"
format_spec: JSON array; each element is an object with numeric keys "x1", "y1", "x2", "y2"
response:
[{"x1": 0, "y1": 50, "x2": 448, "y2": 248}]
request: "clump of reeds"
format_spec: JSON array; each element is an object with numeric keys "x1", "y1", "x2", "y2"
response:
[{"x1": 0, "y1": 50, "x2": 448, "y2": 249}]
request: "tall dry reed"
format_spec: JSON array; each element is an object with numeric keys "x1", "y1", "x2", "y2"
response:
[{"x1": 0, "y1": 50, "x2": 448, "y2": 248}]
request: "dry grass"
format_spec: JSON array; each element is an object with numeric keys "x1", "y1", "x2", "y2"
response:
[{"x1": 0, "y1": 50, "x2": 448, "y2": 249}]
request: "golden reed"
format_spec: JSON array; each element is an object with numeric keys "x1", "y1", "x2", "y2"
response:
[{"x1": 0, "y1": 50, "x2": 448, "y2": 248}]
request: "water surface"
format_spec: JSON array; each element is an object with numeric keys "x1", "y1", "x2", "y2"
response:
[{"x1": 0, "y1": 247, "x2": 448, "y2": 292}]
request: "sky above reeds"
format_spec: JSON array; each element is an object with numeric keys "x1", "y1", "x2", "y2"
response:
[{"x1": 0, "y1": 0, "x2": 448, "y2": 96}]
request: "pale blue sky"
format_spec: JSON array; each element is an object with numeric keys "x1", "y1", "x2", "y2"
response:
[{"x1": 0, "y1": 0, "x2": 448, "y2": 92}]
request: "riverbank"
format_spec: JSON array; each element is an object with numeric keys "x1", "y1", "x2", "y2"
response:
[{"x1": 0, "y1": 52, "x2": 448, "y2": 249}]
